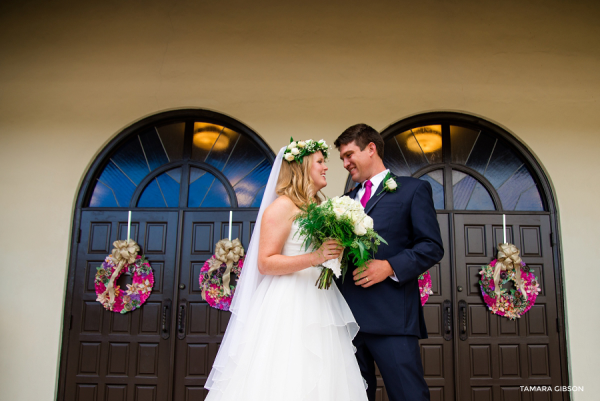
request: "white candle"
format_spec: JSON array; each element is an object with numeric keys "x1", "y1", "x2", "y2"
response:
[
  {"x1": 127, "y1": 211, "x2": 132, "y2": 241},
  {"x1": 229, "y1": 210, "x2": 233, "y2": 241},
  {"x1": 502, "y1": 214, "x2": 506, "y2": 244}
]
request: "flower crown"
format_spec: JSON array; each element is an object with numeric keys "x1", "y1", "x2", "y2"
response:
[{"x1": 284, "y1": 137, "x2": 329, "y2": 163}]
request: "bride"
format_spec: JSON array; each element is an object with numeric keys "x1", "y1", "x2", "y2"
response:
[{"x1": 205, "y1": 141, "x2": 368, "y2": 401}]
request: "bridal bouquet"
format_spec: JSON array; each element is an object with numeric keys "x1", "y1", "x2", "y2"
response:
[{"x1": 295, "y1": 196, "x2": 387, "y2": 289}]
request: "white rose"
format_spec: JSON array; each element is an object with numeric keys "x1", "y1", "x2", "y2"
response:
[
  {"x1": 348, "y1": 200, "x2": 362, "y2": 212},
  {"x1": 339, "y1": 196, "x2": 352, "y2": 206},
  {"x1": 291, "y1": 147, "x2": 300, "y2": 155},
  {"x1": 349, "y1": 211, "x2": 362, "y2": 224},
  {"x1": 306, "y1": 139, "x2": 313, "y2": 144},
  {"x1": 284, "y1": 153, "x2": 295, "y2": 161},
  {"x1": 287, "y1": 142, "x2": 297, "y2": 150},
  {"x1": 318, "y1": 139, "x2": 325, "y2": 144},
  {"x1": 353, "y1": 220, "x2": 367, "y2": 236},
  {"x1": 333, "y1": 207, "x2": 346, "y2": 219},
  {"x1": 386, "y1": 178, "x2": 397, "y2": 190},
  {"x1": 363, "y1": 215, "x2": 374, "y2": 230},
  {"x1": 297, "y1": 141, "x2": 306, "y2": 148}
]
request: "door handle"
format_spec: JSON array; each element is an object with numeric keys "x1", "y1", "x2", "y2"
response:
[
  {"x1": 161, "y1": 299, "x2": 171, "y2": 340},
  {"x1": 177, "y1": 301, "x2": 187, "y2": 340},
  {"x1": 442, "y1": 300, "x2": 452, "y2": 341},
  {"x1": 459, "y1": 300, "x2": 468, "y2": 341}
]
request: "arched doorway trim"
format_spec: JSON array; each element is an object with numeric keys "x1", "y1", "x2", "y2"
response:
[
  {"x1": 77, "y1": 108, "x2": 275, "y2": 210},
  {"x1": 58, "y1": 109, "x2": 275, "y2": 401},
  {"x1": 379, "y1": 112, "x2": 553, "y2": 213},
  {"x1": 343, "y1": 111, "x2": 568, "y2": 392},
  {"x1": 398, "y1": 111, "x2": 568, "y2": 388}
]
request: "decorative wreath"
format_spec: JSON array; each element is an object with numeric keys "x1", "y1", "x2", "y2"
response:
[
  {"x1": 95, "y1": 239, "x2": 154, "y2": 314},
  {"x1": 479, "y1": 243, "x2": 541, "y2": 320},
  {"x1": 418, "y1": 271, "x2": 433, "y2": 306},
  {"x1": 200, "y1": 238, "x2": 245, "y2": 311}
]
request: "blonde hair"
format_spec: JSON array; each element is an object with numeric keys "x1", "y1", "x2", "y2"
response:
[{"x1": 276, "y1": 152, "x2": 325, "y2": 208}]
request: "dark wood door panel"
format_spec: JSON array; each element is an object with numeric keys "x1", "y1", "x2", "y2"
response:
[
  {"x1": 419, "y1": 214, "x2": 455, "y2": 401},
  {"x1": 172, "y1": 210, "x2": 258, "y2": 400},
  {"x1": 375, "y1": 214, "x2": 454, "y2": 401},
  {"x1": 454, "y1": 214, "x2": 562, "y2": 401},
  {"x1": 65, "y1": 211, "x2": 179, "y2": 401}
]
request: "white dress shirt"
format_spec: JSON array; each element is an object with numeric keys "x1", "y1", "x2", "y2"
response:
[
  {"x1": 354, "y1": 169, "x2": 399, "y2": 281},
  {"x1": 355, "y1": 169, "x2": 390, "y2": 203}
]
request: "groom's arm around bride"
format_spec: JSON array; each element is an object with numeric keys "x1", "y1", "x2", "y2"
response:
[{"x1": 334, "y1": 123, "x2": 444, "y2": 401}]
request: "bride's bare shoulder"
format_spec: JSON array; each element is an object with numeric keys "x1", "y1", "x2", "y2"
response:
[{"x1": 263, "y1": 196, "x2": 299, "y2": 223}]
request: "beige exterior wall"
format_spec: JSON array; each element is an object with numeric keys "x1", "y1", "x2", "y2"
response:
[{"x1": 1, "y1": 0, "x2": 598, "y2": 399}]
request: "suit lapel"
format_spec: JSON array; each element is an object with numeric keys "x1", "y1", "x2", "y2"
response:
[
  {"x1": 364, "y1": 172, "x2": 396, "y2": 215},
  {"x1": 364, "y1": 181, "x2": 386, "y2": 215}
]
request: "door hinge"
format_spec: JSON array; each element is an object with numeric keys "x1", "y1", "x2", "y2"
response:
[
  {"x1": 556, "y1": 317, "x2": 560, "y2": 333},
  {"x1": 77, "y1": 229, "x2": 82, "y2": 243},
  {"x1": 69, "y1": 315, "x2": 73, "y2": 330},
  {"x1": 549, "y1": 232, "x2": 555, "y2": 247}
]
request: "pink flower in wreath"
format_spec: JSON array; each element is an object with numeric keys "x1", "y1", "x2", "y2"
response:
[
  {"x1": 126, "y1": 283, "x2": 137, "y2": 296},
  {"x1": 527, "y1": 282, "x2": 541, "y2": 296},
  {"x1": 201, "y1": 259, "x2": 211, "y2": 273},
  {"x1": 418, "y1": 272, "x2": 433, "y2": 306},
  {"x1": 95, "y1": 282, "x2": 107, "y2": 293},
  {"x1": 96, "y1": 291, "x2": 109, "y2": 304},
  {"x1": 482, "y1": 293, "x2": 494, "y2": 306},
  {"x1": 207, "y1": 285, "x2": 221, "y2": 300},
  {"x1": 490, "y1": 259, "x2": 497, "y2": 267},
  {"x1": 137, "y1": 279, "x2": 152, "y2": 294}
]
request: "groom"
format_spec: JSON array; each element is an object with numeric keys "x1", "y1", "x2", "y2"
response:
[{"x1": 334, "y1": 124, "x2": 444, "y2": 401}]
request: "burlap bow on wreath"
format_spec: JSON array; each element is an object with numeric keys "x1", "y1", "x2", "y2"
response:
[
  {"x1": 493, "y1": 243, "x2": 526, "y2": 298},
  {"x1": 101, "y1": 239, "x2": 140, "y2": 310},
  {"x1": 202, "y1": 238, "x2": 244, "y2": 299}
]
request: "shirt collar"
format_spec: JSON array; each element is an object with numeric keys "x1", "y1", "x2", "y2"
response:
[{"x1": 362, "y1": 169, "x2": 390, "y2": 190}]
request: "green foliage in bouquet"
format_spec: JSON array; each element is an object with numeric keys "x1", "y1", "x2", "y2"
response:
[{"x1": 295, "y1": 197, "x2": 387, "y2": 289}]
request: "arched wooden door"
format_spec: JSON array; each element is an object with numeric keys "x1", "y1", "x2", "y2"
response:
[
  {"x1": 58, "y1": 110, "x2": 275, "y2": 401},
  {"x1": 346, "y1": 113, "x2": 569, "y2": 401}
]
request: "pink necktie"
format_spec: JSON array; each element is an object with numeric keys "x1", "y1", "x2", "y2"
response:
[{"x1": 360, "y1": 180, "x2": 372, "y2": 208}]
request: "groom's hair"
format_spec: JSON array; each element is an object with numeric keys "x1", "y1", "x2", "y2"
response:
[{"x1": 334, "y1": 123, "x2": 384, "y2": 160}]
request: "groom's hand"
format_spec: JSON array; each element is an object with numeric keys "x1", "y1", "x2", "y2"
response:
[{"x1": 353, "y1": 259, "x2": 394, "y2": 288}]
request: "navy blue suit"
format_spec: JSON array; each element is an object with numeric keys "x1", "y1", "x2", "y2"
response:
[{"x1": 337, "y1": 174, "x2": 444, "y2": 401}]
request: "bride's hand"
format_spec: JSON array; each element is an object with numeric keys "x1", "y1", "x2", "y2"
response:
[{"x1": 312, "y1": 239, "x2": 343, "y2": 265}]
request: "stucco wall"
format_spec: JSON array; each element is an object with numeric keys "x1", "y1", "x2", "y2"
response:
[{"x1": 1, "y1": 0, "x2": 599, "y2": 399}]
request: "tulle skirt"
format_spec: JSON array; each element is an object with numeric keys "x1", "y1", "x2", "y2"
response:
[{"x1": 205, "y1": 267, "x2": 367, "y2": 401}]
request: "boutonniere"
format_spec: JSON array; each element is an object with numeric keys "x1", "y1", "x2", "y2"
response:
[{"x1": 377, "y1": 172, "x2": 399, "y2": 195}]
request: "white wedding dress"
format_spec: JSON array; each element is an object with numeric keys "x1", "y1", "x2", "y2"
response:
[{"x1": 205, "y1": 221, "x2": 368, "y2": 401}]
